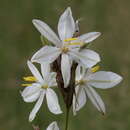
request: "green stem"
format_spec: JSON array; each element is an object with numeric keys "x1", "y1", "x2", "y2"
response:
[{"x1": 65, "y1": 107, "x2": 70, "y2": 130}]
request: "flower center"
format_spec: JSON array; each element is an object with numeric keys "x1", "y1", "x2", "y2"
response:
[
  {"x1": 41, "y1": 85, "x2": 48, "y2": 89},
  {"x1": 76, "y1": 79, "x2": 86, "y2": 85},
  {"x1": 61, "y1": 46, "x2": 69, "y2": 53}
]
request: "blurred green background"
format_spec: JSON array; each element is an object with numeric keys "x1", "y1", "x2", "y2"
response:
[{"x1": 0, "y1": 0, "x2": 130, "y2": 130}]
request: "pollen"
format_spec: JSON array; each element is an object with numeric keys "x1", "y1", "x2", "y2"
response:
[
  {"x1": 91, "y1": 65, "x2": 100, "y2": 73},
  {"x1": 61, "y1": 47, "x2": 69, "y2": 53},
  {"x1": 23, "y1": 76, "x2": 37, "y2": 82}
]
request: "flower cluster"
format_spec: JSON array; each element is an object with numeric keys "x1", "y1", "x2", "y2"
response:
[{"x1": 21, "y1": 7, "x2": 122, "y2": 129}]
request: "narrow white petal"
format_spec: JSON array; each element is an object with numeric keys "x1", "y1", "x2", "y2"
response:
[
  {"x1": 81, "y1": 66, "x2": 87, "y2": 78},
  {"x1": 79, "y1": 49, "x2": 100, "y2": 68},
  {"x1": 88, "y1": 71, "x2": 123, "y2": 89},
  {"x1": 43, "y1": 72, "x2": 57, "y2": 87},
  {"x1": 32, "y1": 19, "x2": 61, "y2": 47},
  {"x1": 48, "y1": 72, "x2": 57, "y2": 87},
  {"x1": 78, "y1": 32, "x2": 101, "y2": 43},
  {"x1": 41, "y1": 63, "x2": 50, "y2": 79},
  {"x1": 85, "y1": 86, "x2": 106, "y2": 114},
  {"x1": 61, "y1": 54, "x2": 71, "y2": 88},
  {"x1": 21, "y1": 84, "x2": 41, "y2": 103},
  {"x1": 75, "y1": 65, "x2": 86, "y2": 81},
  {"x1": 46, "y1": 88, "x2": 62, "y2": 114},
  {"x1": 75, "y1": 65, "x2": 81, "y2": 81},
  {"x1": 41, "y1": 63, "x2": 57, "y2": 86},
  {"x1": 31, "y1": 46, "x2": 61, "y2": 64},
  {"x1": 29, "y1": 91, "x2": 45, "y2": 122},
  {"x1": 75, "y1": 86, "x2": 87, "y2": 111},
  {"x1": 46, "y1": 121, "x2": 59, "y2": 130},
  {"x1": 27, "y1": 61, "x2": 43, "y2": 83},
  {"x1": 70, "y1": 49, "x2": 100, "y2": 68},
  {"x1": 73, "y1": 86, "x2": 87, "y2": 115},
  {"x1": 58, "y1": 7, "x2": 75, "y2": 41}
]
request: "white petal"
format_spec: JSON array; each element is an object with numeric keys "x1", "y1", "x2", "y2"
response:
[
  {"x1": 70, "y1": 49, "x2": 100, "y2": 68},
  {"x1": 41, "y1": 63, "x2": 57, "y2": 87},
  {"x1": 58, "y1": 7, "x2": 75, "y2": 41},
  {"x1": 81, "y1": 66, "x2": 88, "y2": 78},
  {"x1": 46, "y1": 121, "x2": 59, "y2": 130},
  {"x1": 27, "y1": 61, "x2": 43, "y2": 83},
  {"x1": 32, "y1": 19, "x2": 61, "y2": 47},
  {"x1": 75, "y1": 65, "x2": 86, "y2": 81},
  {"x1": 75, "y1": 65, "x2": 81, "y2": 81},
  {"x1": 41, "y1": 63, "x2": 50, "y2": 79},
  {"x1": 79, "y1": 49, "x2": 101, "y2": 68},
  {"x1": 78, "y1": 32, "x2": 101, "y2": 43},
  {"x1": 46, "y1": 88, "x2": 62, "y2": 114},
  {"x1": 47, "y1": 72, "x2": 57, "y2": 87},
  {"x1": 29, "y1": 91, "x2": 45, "y2": 122},
  {"x1": 31, "y1": 46, "x2": 61, "y2": 64},
  {"x1": 21, "y1": 84, "x2": 41, "y2": 102},
  {"x1": 61, "y1": 54, "x2": 71, "y2": 88},
  {"x1": 43, "y1": 72, "x2": 57, "y2": 87},
  {"x1": 85, "y1": 86, "x2": 106, "y2": 114},
  {"x1": 73, "y1": 86, "x2": 87, "y2": 115},
  {"x1": 88, "y1": 71, "x2": 123, "y2": 89}
]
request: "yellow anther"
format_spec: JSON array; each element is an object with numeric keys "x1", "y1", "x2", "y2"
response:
[
  {"x1": 61, "y1": 47, "x2": 69, "y2": 53},
  {"x1": 23, "y1": 76, "x2": 37, "y2": 82},
  {"x1": 91, "y1": 65, "x2": 100, "y2": 73},
  {"x1": 64, "y1": 37, "x2": 78, "y2": 42},
  {"x1": 64, "y1": 37, "x2": 84, "y2": 46},
  {"x1": 21, "y1": 83, "x2": 32, "y2": 87},
  {"x1": 42, "y1": 85, "x2": 48, "y2": 89}
]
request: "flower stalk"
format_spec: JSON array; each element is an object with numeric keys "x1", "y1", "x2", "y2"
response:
[{"x1": 65, "y1": 107, "x2": 70, "y2": 130}]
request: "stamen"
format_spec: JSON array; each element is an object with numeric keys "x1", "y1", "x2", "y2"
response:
[
  {"x1": 23, "y1": 76, "x2": 37, "y2": 82},
  {"x1": 91, "y1": 65, "x2": 100, "y2": 73},
  {"x1": 64, "y1": 38, "x2": 78, "y2": 42},
  {"x1": 21, "y1": 83, "x2": 32, "y2": 87},
  {"x1": 64, "y1": 37, "x2": 84, "y2": 46}
]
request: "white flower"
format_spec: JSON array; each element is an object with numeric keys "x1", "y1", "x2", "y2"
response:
[
  {"x1": 21, "y1": 61, "x2": 62, "y2": 122},
  {"x1": 73, "y1": 65, "x2": 123, "y2": 115},
  {"x1": 31, "y1": 7, "x2": 101, "y2": 88},
  {"x1": 46, "y1": 121, "x2": 59, "y2": 130}
]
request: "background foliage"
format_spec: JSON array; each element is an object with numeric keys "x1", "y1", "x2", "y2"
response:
[{"x1": 0, "y1": 0, "x2": 130, "y2": 129}]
